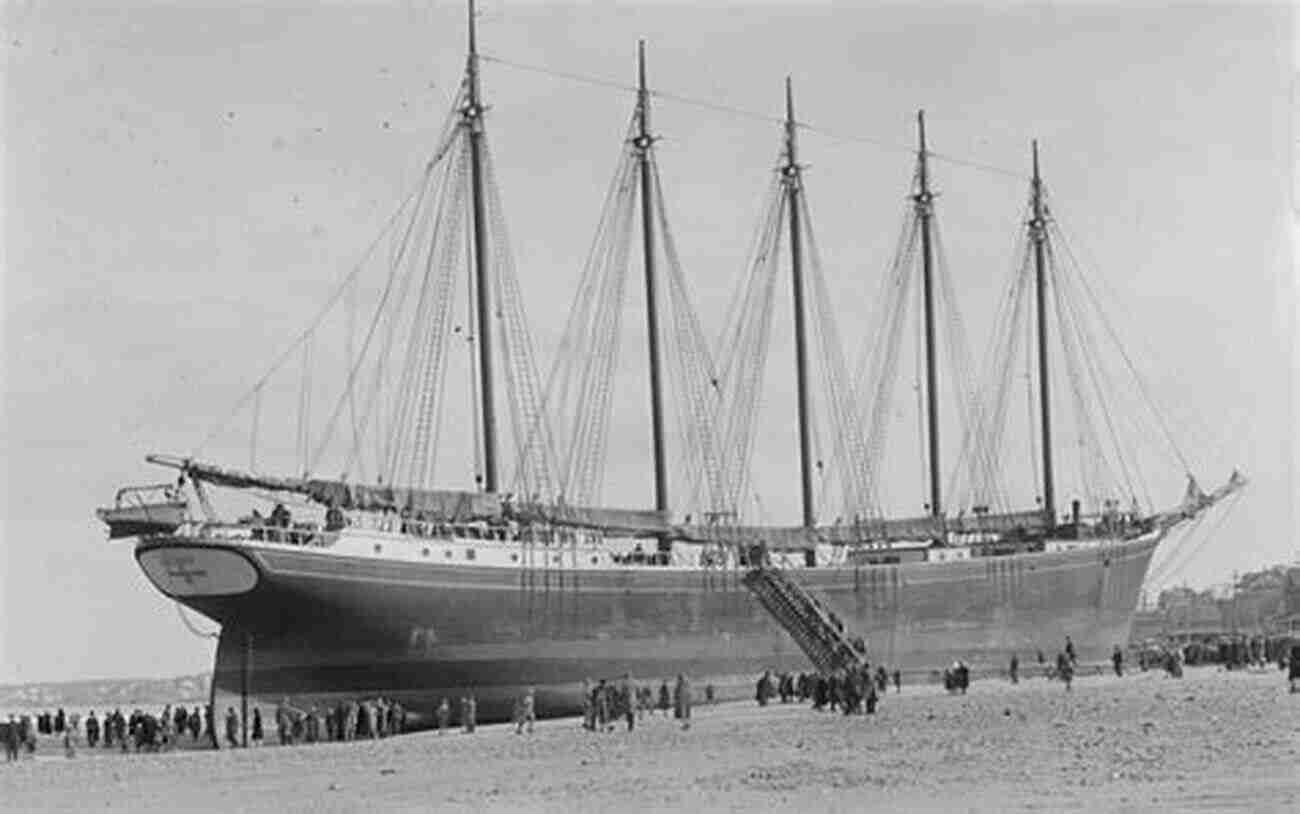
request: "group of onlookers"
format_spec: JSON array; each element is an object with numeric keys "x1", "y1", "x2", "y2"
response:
[
  {"x1": 3, "y1": 704, "x2": 209, "y2": 760},
  {"x1": 578, "y1": 674, "x2": 697, "y2": 733},
  {"x1": 230, "y1": 697, "x2": 407, "y2": 747}
]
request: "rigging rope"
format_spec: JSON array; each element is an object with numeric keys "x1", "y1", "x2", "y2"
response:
[
  {"x1": 193, "y1": 101, "x2": 460, "y2": 462},
  {"x1": 479, "y1": 53, "x2": 1029, "y2": 181},
  {"x1": 174, "y1": 602, "x2": 219, "y2": 640},
  {"x1": 1147, "y1": 491, "x2": 1243, "y2": 589}
]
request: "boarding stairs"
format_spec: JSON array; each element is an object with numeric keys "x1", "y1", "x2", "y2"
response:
[{"x1": 742, "y1": 560, "x2": 868, "y2": 674}]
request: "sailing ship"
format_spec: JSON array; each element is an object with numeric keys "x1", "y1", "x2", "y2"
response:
[{"x1": 98, "y1": 4, "x2": 1243, "y2": 725}]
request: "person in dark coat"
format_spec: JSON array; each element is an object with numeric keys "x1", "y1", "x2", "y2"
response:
[
  {"x1": 4, "y1": 715, "x2": 19, "y2": 761},
  {"x1": 865, "y1": 679, "x2": 880, "y2": 714},
  {"x1": 85, "y1": 712, "x2": 100, "y2": 748},
  {"x1": 225, "y1": 707, "x2": 240, "y2": 747},
  {"x1": 1057, "y1": 651, "x2": 1074, "y2": 691},
  {"x1": 204, "y1": 705, "x2": 215, "y2": 742},
  {"x1": 892, "y1": 669, "x2": 901, "y2": 693},
  {"x1": 657, "y1": 681, "x2": 671, "y2": 717},
  {"x1": 251, "y1": 708, "x2": 264, "y2": 745},
  {"x1": 673, "y1": 674, "x2": 692, "y2": 730},
  {"x1": 594, "y1": 680, "x2": 611, "y2": 732},
  {"x1": 1288, "y1": 644, "x2": 1300, "y2": 694},
  {"x1": 813, "y1": 674, "x2": 829, "y2": 711},
  {"x1": 1009, "y1": 654, "x2": 1020, "y2": 684},
  {"x1": 1112, "y1": 645, "x2": 1125, "y2": 678}
]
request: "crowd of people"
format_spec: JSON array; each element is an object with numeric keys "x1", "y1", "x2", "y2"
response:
[
  {"x1": 752, "y1": 664, "x2": 904, "y2": 715},
  {"x1": 576, "y1": 674, "x2": 698, "y2": 733},
  {"x1": 9, "y1": 639, "x2": 1297, "y2": 762},
  {"x1": 3, "y1": 705, "x2": 209, "y2": 760},
  {"x1": 2, "y1": 696, "x2": 411, "y2": 761},
  {"x1": 232, "y1": 697, "x2": 408, "y2": 746}
]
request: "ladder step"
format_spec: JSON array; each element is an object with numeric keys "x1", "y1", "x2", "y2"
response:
[{"x1": 743, "y1": 565, "x2": 867, "y2": 674}]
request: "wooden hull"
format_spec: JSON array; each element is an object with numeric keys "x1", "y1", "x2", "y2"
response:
[{"x1": 135, "y1": 531, "x2": 1159, "y2": 727}]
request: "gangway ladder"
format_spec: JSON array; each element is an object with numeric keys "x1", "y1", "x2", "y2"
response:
[{"x1": 743, "y1": 558, "x2": 869, "y2": 674}]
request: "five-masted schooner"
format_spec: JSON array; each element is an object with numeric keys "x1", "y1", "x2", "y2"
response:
[{"x1": 98, "y1": 3, "x2": 1243, "y2": 726}]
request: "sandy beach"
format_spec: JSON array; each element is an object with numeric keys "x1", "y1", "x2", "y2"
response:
[{"x1": 3, "y1": 665, "x2": 1297, "y2": 812}]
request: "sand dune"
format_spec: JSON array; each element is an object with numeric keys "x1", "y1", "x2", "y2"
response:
[{"x1": 3, "y1": 666, "x2": 1297, "y2": 812}]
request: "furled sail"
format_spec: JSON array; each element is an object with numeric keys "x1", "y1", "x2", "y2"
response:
[
  {"x1": 507, "y1": 502, "x2": 671, "y2": 536},
  {"x1": 148, "y1": 455, "x2": 503, "y2": 521}
]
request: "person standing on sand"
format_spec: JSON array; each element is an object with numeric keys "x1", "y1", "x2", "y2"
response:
[
  {"x1": 621, "y1": 675, "x2": 636, "y2": 732},
  {"x1": 515, "y1": 687, "x2": 536, "y2": 735},
  {"x1": 4, "y1": 714, "x2": 19, "y2": 761},
  {"x1": 275, "y1": 699, "x2": 292, "y2": 745},
  {"x1": 203, "y1": 705, "x2": 215, "y2": 745},
  {"x1": 460, "y1": 695, "x2": 477, "y2": 733},
  {"x1": 436, "y1": 698, "x2": 451, "y2": 733},
  {"x1": 594, "y1": 680, "x2": 611, "y2": 732},
  {"x1": 225, "y1": 707, "x2": 240, "y2": 747},
  {"x1": 1065, "y1": 636, "x2": 1077, "y2": 666},
  {"x1": 657, "y1": 680, "x2": 671, "y2": 717},
  {"x1": 581, "y1": 679, "x2": 594, "y2": 731},
  {"x1": 673, "y1": 674, "x2": 692, "y2": 730},
  {"x1": 1112, "y1": 645, "x2": 1125, "y2": 678},
  {"x1": 1057, "y1": 651, "x2": 1074, "y2": 691},
  {"x1": 1288, "y1": 644, "x2": 1299, "y2": 694},
  {"x1": 892, "y1": 669, "x2": 901, "y2": 693},
  {"x1": 252, "y1": 708, "x2": 264, "y2": 746},
  {"x1": 160, "y1": 705, "x2": 173, "y2": 750},
  {"x1": 1009, "y1": 654, "x2": 1019, "y2": 684}
]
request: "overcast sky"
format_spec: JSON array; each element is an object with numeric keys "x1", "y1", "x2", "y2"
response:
[{"x1": 2, "y1": 2, "x2": 1294, "y2": 684}]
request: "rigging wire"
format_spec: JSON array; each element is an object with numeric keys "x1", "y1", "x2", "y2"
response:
[
  {"x1": 480, "y1": 52, "x2": 1028, "y2": 181},
  {"x1": 249, "y1": 384, "x2": 261, "y2": 473},
  {"x1": 174, "y1": 602, "x2": 219, "y2": 640},
  {"x1": 1147, "y1": 491, "x2": 1244, "y2": 590},
  {"x1": 192, "y1": 134, "x2": 453, "y2": 461}
]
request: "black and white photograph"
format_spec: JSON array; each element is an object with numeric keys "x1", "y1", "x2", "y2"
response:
[{"x1": 2, "y1": 1, "x2": 1296, "y2": 810}]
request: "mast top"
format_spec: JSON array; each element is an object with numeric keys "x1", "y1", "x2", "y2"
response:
[
  {"x1": 1029, "y1": 140, "x2": 1047, "y2": 233},
  {"x1": 468, "y1": 0, "x2": 478, "y2": 59},
  {"x1": 638, "y1": 39, "x2": 647, "y2": 93},
  {"x1": 635, "y1": 39, "x2": 654, "y2": 149},
  {"x1": 783, "y1": 77, "x2": 799, "y2": 174},
  {"x1": 914, "y1": 109, "x2": 933, "y2": 207},
  {"x1": 466, "y1": 0, "x2": 484, "y2": 109}
]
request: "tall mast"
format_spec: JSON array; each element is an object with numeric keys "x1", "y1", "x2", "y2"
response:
[
  {"x1": 1030, "y1": 140, "x2": 1056, "y2": 523},
  {"x1": 914, "y1": 111, "x2": 942, "y2": 519},
  {"x1": 464, "y1": 0, "x2": 498, "y2": 491},
  {"x1": 635, "y1": 41, "x2": 670, "y2": 520},
  {"x1": 783, "y1": 78, "x2": 816, "y2": 529}
]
